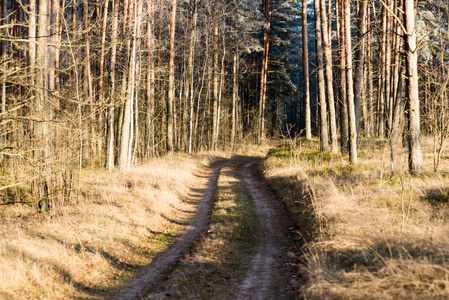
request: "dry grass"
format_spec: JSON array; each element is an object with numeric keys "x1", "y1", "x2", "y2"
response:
[
  {"x1": 0, "y1": 154, "x2": 218, "y2": 299},
  {"x1": 264, "y1": 136, "x2": 449, "y2": 299}
]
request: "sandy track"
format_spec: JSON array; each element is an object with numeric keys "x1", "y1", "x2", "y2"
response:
[
  {"x1": 106, "y1": 162, "x2": 227, "y2": 300},
  {"x1": 236, "y1": 161, "x2": 292, "y2": 299},
  {"x1": 107, "y1": 158, "x2": 297, "y2": 299}
]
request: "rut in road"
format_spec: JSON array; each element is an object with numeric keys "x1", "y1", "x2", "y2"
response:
[
  {"x1": 236, "y1": 160, "x2": 292, "y2": 299},
  {"x1": 106, "y1": 162, "x2": 227, "y2": 300}
]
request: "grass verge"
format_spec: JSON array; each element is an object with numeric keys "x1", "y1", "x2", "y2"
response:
[
  {"x1": 264, "y1": 137, "x2": 449, "y2": 299},
  {"x1": 0, "y1": 154, "x2": 219, "y2": 299}
]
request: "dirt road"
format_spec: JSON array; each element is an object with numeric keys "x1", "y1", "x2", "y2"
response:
[
  {"x1": 108, "y1": 158, "x2": 298, "y2": 299},
  {"x1": 236, "y1": 161, "x2": 296, "y2": 299}
]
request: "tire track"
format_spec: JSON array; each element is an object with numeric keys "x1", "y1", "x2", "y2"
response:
[{"x1": 236, "y1": 160, "x2": 291, "y2": 299}]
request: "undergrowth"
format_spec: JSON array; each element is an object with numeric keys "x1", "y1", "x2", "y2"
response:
[{"x1": 264, "y1": 136, "x2": 449, "y2": 299}]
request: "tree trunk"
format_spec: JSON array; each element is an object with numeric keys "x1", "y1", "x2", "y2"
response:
[
  {"x1": 345, "y1": 0, "x2": 357, "y2": 164},
  {"x1": 314, "y1": 0, "x2": 328, "y2": 152},
  {"x1": 107, "y1": 0, "x2": 119, "y2": 170},
  {"x1": 320, "y1": 0, "x2": 338, "y2": 153},
  {"x1": 212, "y1": 2, "x2": 219, "y2": 149},
  {"x1": 167, "y1": 0, "x2": 177, "y2": 154},
  {"x1": 119, "y1": 0, "x2": 144, "y2": 169},
  {"x1": 366, "y1": 6, "x2": 373, "y2": 138},
  {"x1": 302, "y1": 0, "x2": 312, "y2": 140},
  {"x1": 385, "y1": 1, "x2": 393, "y2": 140},
  {"x1": 404, "y1": 0, "x2": 423, "y2": 173},
  {"x1": 258, "y1": 0, "x2": 272, "y2": 144},
  {"x1": 354, "y1": 0, "x2": 367, "y2": 136},
  {"x1": 146, "y1": 0, "x2": 155, "y2": 158},
  {"x1": 378, "y1": 6, "x2": 386, "y2": 138},
  {"x1": 29, "y1": 0, "x2": 36, "y2": 85},
  {"x1": 99, "y1": 0, "x2": 109, "y2": 109},
  {"x1": 37, "y1": 0, "x2": 50, "y2": 167},
  {"x1": 53, "y1": 0, "x2": 61, "y2": 95},
  {"x1": 188, "y1": 0, "x2": 197, "y2": 154},
  {"x1": 1, "y1": 0, "x2": 6, "y2": 115},
  {"x1": 337, "y1": 0, "x2": 348, "y2": 152},
  {"x1": 232, "y1": 51, "x2": 238, "y2": 149}
]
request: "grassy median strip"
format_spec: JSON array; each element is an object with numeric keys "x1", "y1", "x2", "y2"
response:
[{"x1": 147, "y1": 161, "x2": 259, "y2": 299}]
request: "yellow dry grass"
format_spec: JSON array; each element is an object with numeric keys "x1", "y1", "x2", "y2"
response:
[
  {"x1": 0, "y1": 154, "x2": 215, "y2": 299},
  {"x1": 264, "y1": 136, "x2": 449, "y2": 299}
]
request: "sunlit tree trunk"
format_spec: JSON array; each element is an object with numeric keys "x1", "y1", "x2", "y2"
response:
[
  {"x1": 404, "y1": 0, "x2": 423, "y2": 173},
  {"x1": 188, "y1": 0, "x2": 197, "y2": 154},
  {"x1": 146, "y1": 0, "x2": 155, "y2": 158},
  {"x1": 99, "y1": 0, "x2": 109, "y2": 114},
  {"x1": 119, "y1": 0, "x2": 144, "y2": 169},
  {"x1": 320, "y1": 0, "x2": 338, "y2": 153},
  {"x1": 37, "y1": 0, "x2": 50, "y2": 166},
  {"x1": 354, "y1": 0, "x2": 367, "y2": 136},
  {"x1": 167, "y1": 0, "x2": 177, "y2": 154},
  {"x1": 52, "y1": 0, "x2": 61, "y2": 95},
  {"x1": 212, "y1": 2, "x2": 219, "y2": 149},
  {"x1": 314, "y1": 0, "x2": 328, "y2": 152},
  {"x1": 29, "y1": 0, "x2": 36, "y2": 86},
  {"x1": 345, "y1": 0, "x2": 357, "y2": 164},
  {"x1": 385, "y1": 1, "x2": 393, "y2": 140},
  {"x1": 302, "y1": 0, "x2": 311, "y2": 140},
  {"x1": 337, "y1": 0, "x2": 348, "y2": 151},
  {"x1": 258, "y1": 0, "x2": 272, "y2": 144},
  {"x1": 107, "y1": 0, "x2": 119, "y2": 170},
  {"x1": 378, "y1": 6, "x2": 386, "y2": 138},
  {"x1": 1, "y1": 0, "x2": 6, "y2": 115},
  {"x1": 232, "y1": 51, "x2": 238, "y2": 149},
  {"x1": 366, "y1": 5, "x2": 373, "y2": 138}
]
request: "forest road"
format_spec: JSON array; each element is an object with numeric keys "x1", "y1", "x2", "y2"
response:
[
  {"x1": 106, "y1": 162, "x2": 228, "y2": 300},
  {"x1": 107, "y1": 158, "x2": 298, "y2": 300},
  {"x1": 236, "y1": 160, "x2": 295, "y2": 299}
]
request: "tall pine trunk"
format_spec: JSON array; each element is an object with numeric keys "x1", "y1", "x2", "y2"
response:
[
  {"x1": 354, "y1": 0, "x2": 367, "y2": 136},
  {"x1": 302, "y1": 0, "x2": 311, "y2": 140},
  {"x1": 344, "y1": 0, "x2": 357, "y2": 164},
  {"x1": 337, "y1": 0, "x2": 348, "y2": 152},
  {"x1": 167, "y1": 0, "x2": 177, "y2": 154},
  {"x1": 258, "y1": 0, "x2": 272, "y2": 144},
  {"x1": 107, "y1": 0, "x2": 119, "y2": 170},
  {"x1": 404, "y1": 0, "x2": 423, "y2": 173},
  {"x1": 320, "y1": 0, "x2": 338, "y2": 153},
  {"x1": 314, "y1": 0, "x2": 328, "y2": 152}
]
